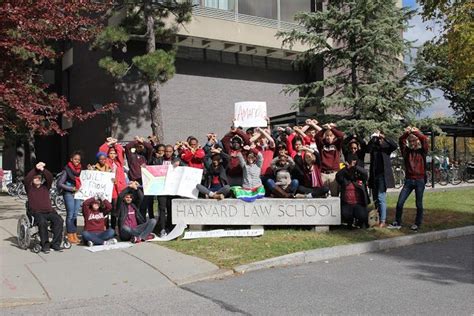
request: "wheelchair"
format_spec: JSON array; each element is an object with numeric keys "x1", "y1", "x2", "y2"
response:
[{"x1": 17, "y1": 202, "x2": 71, "y2": 253}]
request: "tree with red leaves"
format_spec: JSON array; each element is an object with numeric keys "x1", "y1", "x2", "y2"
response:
[{"x1": 0, "y1": 0, "x2": 115, "y2": 138}]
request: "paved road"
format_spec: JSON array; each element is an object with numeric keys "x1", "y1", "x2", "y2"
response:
[{"x1": 4, "y1": 236, "x2": 473, "y2": 315}]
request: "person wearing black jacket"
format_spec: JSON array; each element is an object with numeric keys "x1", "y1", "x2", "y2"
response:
[
  {"x1": 336, "y1": 154, "x2": 370, "y2": 228},
  {"x1": 343, "y1": 134, "x2": 367, "y2": 168},
  {"x1": 24, "y1": 162, "x2": 64, "y2": 253},
  {"x1": 117, "y1": 182, "x2": 157, "y2": 243},
  {"x1": 367, "y1": 131, "x2": 397, "y2": 228},
  {"x1": 197, "y1": 153, "x2": 231, "y2": 200}
]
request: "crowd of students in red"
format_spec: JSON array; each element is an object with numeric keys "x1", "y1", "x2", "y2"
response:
[{"x1": 23, "y1": 118, "x2": 429, "y2": 254}]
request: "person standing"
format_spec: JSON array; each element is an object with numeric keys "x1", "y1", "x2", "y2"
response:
[
  {"x1": 367, "y1": 130, "x2": 397, "y2": 228},
  {"x1": 389, "y1": 127, "x2": 428, "y2": 231},
  {"x1": 24, "y1": 163, "x2": 64, "y2": 253}
]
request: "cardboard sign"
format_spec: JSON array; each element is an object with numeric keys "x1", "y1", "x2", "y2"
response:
[
  {"x1": 183, "y1": 228, "x2": 264, "y2": 240},
  {"x1": 234, "y1": 101, "x2": 267, "y2": 128},
  {"x1": 142, "y1": 165, "x2": 169, "y2": 195},
  {"x1": 74, "y1": 170, "x2": 115, "y2": 202},
  {"x1": 142, "y1": 166, "x2": 203, "y2": 199}
]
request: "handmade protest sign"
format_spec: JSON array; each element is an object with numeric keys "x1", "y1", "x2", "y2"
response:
[
  {"x1": 142, "y1": 166, "x2": 203, "y2": 199},
  {"x1": 74, "y1": 170, "x2": 115, "y2": 201},
  {"x1": 142, "y1": 165, "x2": 169, "y2": 195},
  {"x1": 234, "y1": 101, "x2": 267, "y2": 128}
]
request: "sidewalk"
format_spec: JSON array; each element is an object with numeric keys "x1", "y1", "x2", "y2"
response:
[{"x1": 0, "y1": 194, "x2": 228, "y2": 308}]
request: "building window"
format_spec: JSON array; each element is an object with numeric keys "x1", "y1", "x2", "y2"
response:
[
  {"x1": 204, "y1": 0, "x2": 235, "y2": 11},
  {"x1": 238, "y1": 0, "x2": 278, "y2": 20},
  {"x1": 280, "y1": 0, "x2": 310, "y2": 22}
]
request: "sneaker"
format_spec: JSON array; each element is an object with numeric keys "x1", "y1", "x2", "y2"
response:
[
  {"x1": 159, "y1": 229, "x2": 168, "y2": 238},
  {"x1": 410, "y1": 224, "x2": 419, "y2": 232},
  {"x1": 131, "y1": 236, "x2": 141, "y2": 244},
  {"x1": 388, "y1": 222, "x2": 402, "y2": 229},
  {"x1": 104, "y1": 238, "x2": 117, "y2": 246},
  {"x1": 42, "y1": 244, "x2": 50, "y2": 254},
  {"x1": 145, "y1": 233, "x2": 156, "y2": 241},
  {"x1": 51, "y1": 245, "x2": 63, "y2": 252},
  {"x1": 87, "y1": 241, "x2": 94, "y2": 247}
]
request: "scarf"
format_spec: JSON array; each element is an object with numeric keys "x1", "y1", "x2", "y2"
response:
[{"x1": 67, "y1": 161, "x2": 82, "y2": 190}]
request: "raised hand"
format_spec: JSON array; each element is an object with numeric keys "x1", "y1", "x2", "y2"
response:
[{"x1": 36, "y1": 162, "x2": 45, "y2": 171}]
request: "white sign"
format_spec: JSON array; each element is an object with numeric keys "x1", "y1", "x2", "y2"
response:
[
  {"x1": 160, "y1": 166, "x2": 203, "y2": 199},
  {"x1": 74, "y1": 170, "x2": 115, "y2": 202},
  {"x1": 1, "y1": 170, "x2": 12, "y2": 191},
  {"x1": 147, "y1": 222, "x2": 188, "y2": 242},
  {"x1": 183, "y1": 228, "x2": 264, "y2": 240},
  {"x1": 234, "y1": 101, "x2": 267, "y2": 128}
]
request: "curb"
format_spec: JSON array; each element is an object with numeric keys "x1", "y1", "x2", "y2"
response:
[
  {"x1": 176, "y1": 269, "x2": 234, "y2": 286},
  {"x1": 233, "y1": 225, "x2": 474, "y2": 274}
]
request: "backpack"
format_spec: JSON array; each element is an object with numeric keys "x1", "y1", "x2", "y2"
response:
[{"x1": 55, "y1": 170, "x2": 65, "y2": 195}]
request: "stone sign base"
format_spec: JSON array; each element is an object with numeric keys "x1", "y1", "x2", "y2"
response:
[{"x1": 172, "y1": 198, "x2": 341, "y2": 226}]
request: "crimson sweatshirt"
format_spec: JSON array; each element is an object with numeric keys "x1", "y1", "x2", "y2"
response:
[
  {"x1": 82, "y1": 197, "x2": 112, "y2": 232},
  {"x1": 399, "y1": 131, "x2": 428, "y2": 180},
  {"x1": 24, "y1": 168, "x2": 54, "y2": 213},
  {"x1": 315, "y1": 128, "x2": 345, "y2": 172}
]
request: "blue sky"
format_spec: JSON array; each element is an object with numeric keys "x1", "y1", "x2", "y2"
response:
[{"x1": 402, "y1": 0, "x2": 454, "y2": 118}]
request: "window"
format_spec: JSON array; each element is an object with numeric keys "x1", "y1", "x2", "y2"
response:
[
  {"x1": 280, "y1": 0, "x2": 310, "y2": 22},
  {"x1": 204, "y1": 0, "x2": 235, "y2": 11},
  {"x1": 238, "y1": 0, "x2": 278, "y2": 19}
]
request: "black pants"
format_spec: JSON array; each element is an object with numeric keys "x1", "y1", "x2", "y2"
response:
[
  {"x1": 140, "y1": 196, "x2": 155, "y2": 220},
  {"x1": 32, "y1": 212, "x2": 64, "y2": 248},
  {"x1": 157, "y1": 196, "x2": 173, "y2": 232},
  {"x1": 341, "y1": 203, "x2": 368, "y2": 226},
  {"x1": 297, "y1": 185, "x2": 330, "y2": 198}
]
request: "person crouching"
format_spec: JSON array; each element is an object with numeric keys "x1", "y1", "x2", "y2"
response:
[{"x1": 81, "y1": 195, "x2": 117, "y2": 247}]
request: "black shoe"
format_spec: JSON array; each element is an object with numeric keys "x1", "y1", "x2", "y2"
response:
[
  {"x1": 42, "y1": 245, "x2": 50, "y2": 254},
  {"x1": 51, "y1": 245, "x2": 63, "y2": 252}
]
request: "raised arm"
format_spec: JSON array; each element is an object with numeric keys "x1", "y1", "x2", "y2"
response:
[{"x1": 236, "y1": 152, "x2": 246, "y2": 168}]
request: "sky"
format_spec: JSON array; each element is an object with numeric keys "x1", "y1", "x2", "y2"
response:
[{"x1": 402, "y1": 0, "x2": 454, "y2": 118}]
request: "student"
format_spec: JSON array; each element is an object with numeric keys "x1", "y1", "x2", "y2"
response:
[
  {"x1": 343, "y1": 134, "x2": 367, "y2": 168},
  {"x1": 57, "y1": 151, "x2": 83, "y2": 244},
  {"x1": 389, "y1": 127, "x2": 428, "y2": 231},
  {"x1": 267, "y1": 153, "x2": 298, "y2": 198},
  {"x1": 336, "y1": 154, "x2": 370, "y2": 228},
  {"x1": 221, "y1": 123, "x2": 251, "y2": 186},
  {"x1": 180, "y1": 136, "x2": 206, "y2": 169},
  {"x1": 203, "y1": 133, "x2": 224, "y2": 169},
  {"x1": 117, "y1": 182, "x2": 157, "y2": 243},
  {"x1": 88, "y1": 152, "x2": 111, "y2": 172},
  {"x1": 24, "y1": 162, "x2": 64, "y2": 253},
  {"x1": 149, "y1": 144, "x2": 181, "y2": 237},
  {"x1": 197, "y1": 153, "x2": 231, "y2": 200},
  {"x1": 315, "y1": 123, "x2": 345, "y2": 196},
  {"x1": 293, "y1": 149, "x2": 330, "y2": 198},
  {"x1": 231, "y1": 147, "x2": 265, "y2": 202},
  {"x1": 367, "y1": 130, "x2": 397, "y2": 228},
  {"x1": 99, "y1": 137, "x2": 127, "y2": 231},
  {"x1": 81, "y1": 196, "x2": 117, "y2": 246},
  {"x1": 125, "y1": 136, "x2": 153, "y2": 184}
]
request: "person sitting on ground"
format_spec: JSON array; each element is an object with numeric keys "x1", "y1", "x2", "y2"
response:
[
  {"x1": 221, "y1": 122, "x2": 251, "y2": 186},
  {"x1": 87, "y1": 152, "x2": 112, "y2": 172},
  {"x1": 343, "y1": 133, "x2": 367, "y2": 168},
  {"x1": 24, "y1": 162, "x2": 64, "y2": 253},
  {"x1": 231, "y1": 146, "x2": 265, "y2": 202},
  {"x1": 293, "y1": 149, "x2": 330, "y2": 198},
  {"x1": 315, "y1": 123, "x2": 345, "y2": 196},
  {"x1": 180, "y1": 136, "x2": 206, "y2": 169},
  {"x1": 267, "y1": 153, "x2": 298, "y2": 198},
  {"x1": 82, "y1": 195, "x2": 117, "y2": 247},
  {"x1": 336, "y1": 154, "x2": 370, "y2": 229},
  {"x1": 203, "y1": 133, "x2": 224, "y2": 169},
  {"x1": 117, "y1": 181, "x2": 157, "y2": 243},
  {"x1": 389, "y1": 127, "x2": 429, "y2": 231},
  {"x1": 197, "y1": 153, "x2": 231, "y2": 200}
]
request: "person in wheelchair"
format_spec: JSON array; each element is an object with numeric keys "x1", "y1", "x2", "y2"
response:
[{"x1": 24, "y1": 162, "x2": 64, "y2": 253}]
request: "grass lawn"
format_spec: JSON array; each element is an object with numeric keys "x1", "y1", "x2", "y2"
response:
[{"x1": 159, "y1": 188, "x2": 474, "y2": 269}]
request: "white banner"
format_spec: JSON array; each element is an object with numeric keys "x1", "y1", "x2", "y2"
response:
[
  {"x1": 74, "y1": 170, "x2": 115, "y2": 202},
  {"x1": 234, "y1": 101, "x2": 267, "y2": 128},
  {"x1": 161, "y1": 166, "x2": 203, "y2": 199},
  {"x1": 182, "y1": 228, "x2": 264, "y2": 240}
]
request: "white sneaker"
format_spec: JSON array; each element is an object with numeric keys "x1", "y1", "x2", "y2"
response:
[
  {"x1": 104, "y1": 238, "x2": 118, "y2": 246},
  {"x1": 87, "y1": 241, "x2": 94, "y2": 247}
]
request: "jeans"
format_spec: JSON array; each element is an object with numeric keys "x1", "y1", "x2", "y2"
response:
[
  {"x1": 82, "y1": 228, "x2": 115, "y2": 245},
  {"x1": 297, "y1": 185, "x2": 330, "y2": 198},
  {"x1": 341, "y1": 203, "x2": 368, "y2": 226},
  {"x1": 196, "y1": 184, "x2": 231, "y2": 196},
  {"x1": 266, "y1": 179, "x2": 299, "y2": 193},
  {"x1": 372, "y1": 176, "x2": 387, "y2": 222},
  {"x1": 396, "y1": 179, "x2": 425, "y2": 226},
  {"x1": 122, "y1": 218, "x2": 157, "y2": 241},
  {"x1": 32, "y1": 212, "x2": 64, "y2": 248},
  {"x1": 63, "y1": 191, "x2": 81, "y2": 233}
]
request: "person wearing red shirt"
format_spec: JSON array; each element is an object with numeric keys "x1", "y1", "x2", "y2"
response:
[
  {"x1": 389, "y1": 127, "x2": 429, "y2": 231},
  {"x1": 81, "y1": 196, "x2": 117, "y2": 246},
  {"x1": 180, "y1": 136, "x2": 205, "y2": 169}
]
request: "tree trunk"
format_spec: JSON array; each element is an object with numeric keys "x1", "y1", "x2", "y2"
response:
[
  {"x1": 144, "y1": 2, "x2": 164, "y2": 141},
  {"x1": 27, "y1": 131, "x2": 37, "y2": 171}
]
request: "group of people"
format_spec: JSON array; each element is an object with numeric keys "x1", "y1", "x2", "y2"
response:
[{"x1": 24, "y1": 118, "x2": 429, "y2": 254}]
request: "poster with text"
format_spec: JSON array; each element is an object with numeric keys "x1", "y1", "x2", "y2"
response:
[
  {"x1": 234, "y1": 101, "x2": 267, "y2": 128},
  {"x1": 160, "y1": 166, "x2": 203, "y2": 199},
  {"x1": 74, "y1": 170, "x2": 115, "y2": 202},
  {"x1": 142, "y1": 165, "x2": 169, "y2": 195}
]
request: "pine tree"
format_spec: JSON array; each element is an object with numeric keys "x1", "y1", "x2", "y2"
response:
[
  {"x1": 94, "y1": 0, "x2": 193, "y2": 141},
  {"x1": 278, "y1": 0, "x2": 429, "y2": 137}
]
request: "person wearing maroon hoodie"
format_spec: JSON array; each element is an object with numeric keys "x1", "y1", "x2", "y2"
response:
[
  {"x1": 315, "y1": 123, "x2": 345, "y2": 196},
  {"x1": 125, "y1": 136, "x2": 153, "y2": 184},
  {"x1": 81, "y1": 196, "x2": 117, "y2": 246},
  {"x1": 221, "y1": 123, "x2": 251, "y2": 186},
  {"x1": 180, "y1": 136, "x2": 205, "y2": 169},
  {"x1": 389, "y1": 127, "x2": 429, "y2": 231},
  {"x1": 24, "y1": 163, "x2": 64, "y2": 253}
]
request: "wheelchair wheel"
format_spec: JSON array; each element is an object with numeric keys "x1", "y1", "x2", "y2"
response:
[
  {"x1": 32, "y1": 243, "x2": 42, "y2": 253},
  {"x1": 63, "y1": 240, "x2": 71, "y2": 249},
  {"x1": 17, "y1": 214, "x2": 31, "y2": 250}
]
